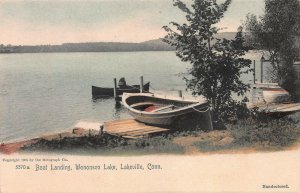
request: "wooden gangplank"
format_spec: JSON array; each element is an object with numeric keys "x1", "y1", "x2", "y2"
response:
[{"x1": 104, "y1": 119, "x2": 169, "y2": 139}]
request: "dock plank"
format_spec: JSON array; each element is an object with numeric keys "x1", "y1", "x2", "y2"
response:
[
  {"x1": 121, "y1": 130, "x2": 168, "y2": 137},
  {"x1": 112, "y1": 127, "x2": 168, "y2": 135},
  {"x1": 105, "y1": 119, "x2": 139, "y2": 126},
  {"x1": 106, "y1": 124, "x2": 149, "y2": 132},
  {"x1": 104, "y1": 119, "x2": 169, "y2": 139}
]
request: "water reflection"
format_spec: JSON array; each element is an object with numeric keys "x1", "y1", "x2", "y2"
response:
[
  {"x1": 91, "y1": 96, "x2": 128, "y2": 121},
  {"x1": 115, "y1": 101, "x2": 122, "y2": 109},
  {"x1": 113, "y1": 105, "x2": 127, "y2": 120},
  {"x1": 91, "y1": 96, "x2": 113, "y2": 102}
]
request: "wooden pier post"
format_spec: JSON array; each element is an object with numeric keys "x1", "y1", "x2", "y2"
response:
[
  {"x1": 113, "y1": 78, "x2": 117, "y2": 99},
  {"x1": 140, "y1": 76, "x2": 144, "y2": 93},
  {"x1": 253, "y1": 60, "x2": 256, "y2": 84},
  {"x1": 178, "y1": 90, "x2": 183, "y2": 98},
  {"x1": 261, "y1": 56, "x2": 264, "y2": 83},
  {"x1": 113, "y1": 78, "x2": 121, "y2": 106},
  {"x1": 99, "y1": 125, "x2": 104, "y2": 136}
]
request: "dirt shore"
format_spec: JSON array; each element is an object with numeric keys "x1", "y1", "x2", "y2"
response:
[{"x1": 0, "y1": 127, "x2": 99, "y2": 154}]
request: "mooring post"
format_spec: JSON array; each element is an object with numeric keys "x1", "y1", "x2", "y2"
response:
[
  {"x1": 261, "y1": 56, "x2": 264, "y2": 83},
  {"x1": 178, "y1": 90, "x2": 183, "y2": 99},
  {"x1": 253, "y1": 60, "x2": 256, "y2": 84},
  {"x1": 140, "y1": 76, "x2": 144, "y2": 93},
  {"x1": 113, "y1": 78, "x2": 118, "y2": 101},
  {"x1": 99, "y1": 125, "x2": 104, "y2": 137}
]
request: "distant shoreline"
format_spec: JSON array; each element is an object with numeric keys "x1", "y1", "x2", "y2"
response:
[
  {"x1": 0, "y1": 32, "x2": 240, "y2": 54},
  {"x1": 0, "y1": 50, "x2": 177, "y2": 55},
  {"x1": 0, "y1": 39, "x2": 175, "y2": 53},
  {"x1": 4, "y1": 32, "x2": 298, "y2": 54}
]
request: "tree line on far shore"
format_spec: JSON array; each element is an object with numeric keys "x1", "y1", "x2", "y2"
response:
[
  {"x1": 0, "y1": 33, "x2": 242, "y2": 53},
  {"x1": 0, "y1": 40, "x2": 174, "y2": 53}
]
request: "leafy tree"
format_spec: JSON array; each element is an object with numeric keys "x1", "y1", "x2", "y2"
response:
[
  {"x1": 244, "y1": 0, "x2": 300, "y2": 99},
  {"x1": 163, "y1": 0, "x2": 252, "y2": 121}
]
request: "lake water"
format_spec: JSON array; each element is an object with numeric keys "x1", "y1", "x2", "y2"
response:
[{"x1": 0, "y1": 51, "x2": 263, "y2": 143}]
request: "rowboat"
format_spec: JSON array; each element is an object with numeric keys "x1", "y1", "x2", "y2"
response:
[
  {"x1": 92, "y1": 82, "x2": 150, "y2": 97},
  {"x1": 252, "y1": 103, "x2": 300, "y2": 118},
  {"x1": 249, "y1": 83, "x2": 300, "y2": 118},
  {"x1": 122, "y1": 93, "x2": 213, "y2": 130}
]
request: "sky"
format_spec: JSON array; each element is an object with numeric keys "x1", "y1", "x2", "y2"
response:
[{"x1": 0, "y1": 0, "x2": 265, "y2": 45}]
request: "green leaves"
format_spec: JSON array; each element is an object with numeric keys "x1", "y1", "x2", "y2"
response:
[{"x1": 164, "y1": 0, "x2": 251, "y2": 121}]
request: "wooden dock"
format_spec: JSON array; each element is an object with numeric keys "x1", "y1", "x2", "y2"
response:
[{"x1": 104, "y1": 119, "x2": 169, "y2": 139}]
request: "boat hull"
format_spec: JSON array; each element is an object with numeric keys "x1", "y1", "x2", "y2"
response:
[
  {"x1": 127, "y1": 107, "x2": 210, "y2": 127},
  {"x1": 262, "y1": 89, "x2": 290, "y2": 103},
  {"x1": 250, "y1": 83, "x2": 300, "y2": 118},
  {"x1": 122, "y1": 93, "x2": 213, "y2": 130},
  {"x1": 92, "y1": 82, "x2": 150, "y2": 97},
  {"x1": 257, "y1": 103, "x2": 300, "y2": 118}
]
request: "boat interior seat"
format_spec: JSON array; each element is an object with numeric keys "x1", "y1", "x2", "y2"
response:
[
  {"x1": 151, "y1": 105, "x2": 174, "y2": 112},
  {"x1": 130, "y1": 102, "x2": 154, "y2": 108}
]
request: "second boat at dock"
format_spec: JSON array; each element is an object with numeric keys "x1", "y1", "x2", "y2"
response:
[{"x1": 92, "y1": 82, "x2": 150, "y2": 97}]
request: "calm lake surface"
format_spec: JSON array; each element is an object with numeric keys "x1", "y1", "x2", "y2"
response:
[{"x1": 0, "y1": 51, "x2": 262, "y2": 142}]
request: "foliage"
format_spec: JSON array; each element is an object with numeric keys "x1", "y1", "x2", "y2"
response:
[
  {"x1": 22, "y1": 134, "x2": 184, "y2": 155},
  {"x1": 163, "y1": 0, "x2": 252, "y2": 121},
  {"x1": 230, "y1": 117, "x2": 300, "y2": 149},
  {"x1": 194, "y1": 117, "x2": 300, "y2": 152},
  {"x1": 244, "y1": 0, "x2": 300, "y2": 99}
]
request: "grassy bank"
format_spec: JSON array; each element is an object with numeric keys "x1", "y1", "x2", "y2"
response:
[
  {"x1": 194, "y1": 115, "x2": 300, "y2": 152},
  {"x1": 21, "y1": 134, "x2": 184, "y2": 156}
]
